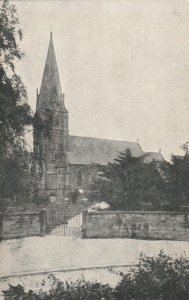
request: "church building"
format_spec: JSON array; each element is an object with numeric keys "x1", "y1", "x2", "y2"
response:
[{"x1": 34, "y1": 33, "x2": 164, "y2": 204}]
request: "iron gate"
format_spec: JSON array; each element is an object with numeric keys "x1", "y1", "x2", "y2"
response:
[{"x1": 46, "y1": 210, "x2": 83, "y2": 237}]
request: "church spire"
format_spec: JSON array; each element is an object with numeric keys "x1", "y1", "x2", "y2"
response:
[{"x1": 37, "y1": 32, "x2": 64, "y2": 110}]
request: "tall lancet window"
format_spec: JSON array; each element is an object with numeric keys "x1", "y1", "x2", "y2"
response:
[
  {"x1": 54, "y1": 116, "x2": 59, "y2": 127},
  {"x1": 77, "y1": 171, "x2": 83, "y2": 186},
  {"x1": 51, "y1": 151, "x2": 56, "y2": 162}
]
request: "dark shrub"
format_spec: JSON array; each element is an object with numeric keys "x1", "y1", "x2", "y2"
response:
[
  {"x1": 3, "y1": 276, "x2": 116, "y2": 300},
  {"x1": 116, "y1": 250, "x2": 189, "y2": 300}
]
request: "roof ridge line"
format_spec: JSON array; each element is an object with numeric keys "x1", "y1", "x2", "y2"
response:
[{"x1": 69, "y1": 134, "x2": 139, "y2": 144}]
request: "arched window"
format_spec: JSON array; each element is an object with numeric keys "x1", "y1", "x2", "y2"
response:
[
  {"x1": 50, "y1": 195, "x2": 56, "y2": 203},
  {"x1": 55, "y1": 117, "x2": 59, "y2": 127},
  {"x1": 51, "y1": 151, "x2": 56, "y2": 162},
  {"x1": 53, "y1": 86, "x2": 57, "y2": 96},
  {"x1": 41, "y1": 114, "x2": 46, "y2": 121},
  {"x1": 77, "y1": 171, "x2": 83, "y2": 186}
]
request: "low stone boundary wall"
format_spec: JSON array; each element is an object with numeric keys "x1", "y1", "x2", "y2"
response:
[
  {"x1": 83, "y1": 211, "x2": 189, "y2": 240},
  {"x1": 0, "y1": 210, "x2": 47, "y2": 239}
]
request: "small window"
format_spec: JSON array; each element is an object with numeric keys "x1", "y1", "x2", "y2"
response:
[
  {"x1": 53, "y1": 86, "x2": 57, "y2": 95},
  {"x1": 52, "y1": 151, "x2": 56, "y2": 162},
  {"x1": 41, "y1": 114, "x2": 46, "y2": 121},
  {"x1": 50, "y1": 195, "x2": 56, "y2": 203},
  {"x1": 77, "y1": 171, "x2": 83, "y2": 186},
  {"x1": 55, "y1": 117, "x2": 59, "y2": 127}
]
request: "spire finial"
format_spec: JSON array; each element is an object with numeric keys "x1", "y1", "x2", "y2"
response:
[{"x1": 50, "y1": 32, "x2": 53, "y2": 38}]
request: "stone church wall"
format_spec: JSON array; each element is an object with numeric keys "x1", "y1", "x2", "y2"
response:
[
  {"x1": 45, "y1": 172, "x2": 59, "y2": 190},
  {"x1": 41, "y1": 164, "x2": 99, "y2": 203},
  {"x1": 69, "y1": 164, "x2": 99, "y2": 190}
]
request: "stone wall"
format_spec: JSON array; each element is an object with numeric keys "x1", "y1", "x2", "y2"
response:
[
  {"x1": 83, "y1": 211, "x2": 189, "y2": 241},
  {"x1": 0, "y1": 212, "x2": 41, "y2": 239}
]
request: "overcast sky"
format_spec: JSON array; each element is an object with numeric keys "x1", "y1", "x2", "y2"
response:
[{"x1": 13, "y1": 0, "x2": 189, "y2": 160}]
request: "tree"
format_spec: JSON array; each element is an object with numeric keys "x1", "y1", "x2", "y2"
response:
[
  {"x1": 0, "y1": 0, "x2": 32, "y2": 146},
  {"x1": 0, "y1": 1, "x2": 58, "y2": 211},
  {"x1": 0, "y1": 0, "x2": 34, "y2": 210},
  {"x1": 91, "y1": 149, "x2": 167, "y2": 210},
  {"x1": 165, "y1": 143, "x2": 189, "y2": 210}
]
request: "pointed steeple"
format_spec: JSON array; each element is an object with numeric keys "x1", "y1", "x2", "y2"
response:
[
  {"x1": 34, "y1": 32, "x2": 69, "y2": 178},
  {"x1": 37, "y1": 33, "x2": 66, "y2": 111}
]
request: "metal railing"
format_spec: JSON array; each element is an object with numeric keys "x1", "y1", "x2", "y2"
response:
[{"x1": 46, "y1": 210, "x2": 83, "y2": 237}]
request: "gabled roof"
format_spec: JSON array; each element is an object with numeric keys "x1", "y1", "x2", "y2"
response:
[
  {"x1": 67, "y1": 135, "x2": 143, "y2": 165},
  {"x1": 144, "y1": 151, "x2": 164, "y2": 163}
]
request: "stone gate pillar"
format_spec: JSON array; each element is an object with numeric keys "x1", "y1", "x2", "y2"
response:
[
  {"x1": 40, "y1": 209, "x2": 47, "y2": 237},
  {"x1": 0, "y1": 213, "x2": 3, "y2": 240},
  {"x1": 81, "y1": 210, "x2": 88, "y2": 238}
]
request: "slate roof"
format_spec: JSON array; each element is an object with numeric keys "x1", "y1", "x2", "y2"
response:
[
  {"x1": 144, "y1": 151, "x2": 164, "y2": 163},
  {"x1": 67, "y1": 135, "x2": 144, "y2": 165}
]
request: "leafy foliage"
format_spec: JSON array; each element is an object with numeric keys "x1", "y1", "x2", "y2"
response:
[
  {"x1": 0, "y1": 0, "x2": 52, "y2": 210},
  {"x1": 0, "y1": 0, "x2": 32, "y2": 146},
  {"x1": 91, "y1": 149, "x2": 166, "y2": 210},
  {"x1": 70, "y1": 189, "x2": 80, "y2": 204},
  {"x1": 116, "y1": 250, "x2": 189, "y2": 300},
  {"x1": 0, "y1": 0, "x2": 23, "y2": 65},
  {"x1": 0, "y1": 0, "x2": 34, "y2": 210},
  {"x1": 165, "y1": 149, "x2": 189, "y2": 210},
  {"x1": 0, "y1": 143, "x2": 31, "y2": 211},
  {"x1": 3, "y1": 276, "x2": 115, "y2": 300},
  {"x1": 33, "y1": 111, "x2": 53, "y2": 175}
]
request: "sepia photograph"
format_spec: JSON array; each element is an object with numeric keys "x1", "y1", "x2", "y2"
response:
[{"x1": 0, "y1": 0, "x2": 189, "y2": 299}]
